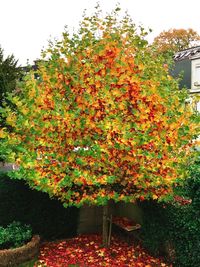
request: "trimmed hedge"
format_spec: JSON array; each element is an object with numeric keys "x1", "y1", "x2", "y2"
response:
[
  {"x1": 0, "y1": 173, "x2": 79, "y2": 240},
  {"x1": 139, "y1": 160, "x2": 200, "y2": 267}
]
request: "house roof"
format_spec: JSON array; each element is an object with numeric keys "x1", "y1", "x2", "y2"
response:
[{"x1": 174, "y1": 46, "x2": 200, "y2": 61}]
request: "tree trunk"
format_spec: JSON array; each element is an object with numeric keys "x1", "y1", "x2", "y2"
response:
[{"x1": 102, "y1": 204, "x2": 109, "y2": 247}]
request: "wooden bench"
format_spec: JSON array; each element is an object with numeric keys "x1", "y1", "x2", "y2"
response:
[{"x1": 112, "y1": 216, "x2": 141, "y2": 244}]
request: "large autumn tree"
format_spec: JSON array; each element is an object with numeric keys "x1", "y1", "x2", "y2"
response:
[
  {"x1": 153, "y1": 28, "x2": 200, "y2": 55},
  {"x1": 0, "y1": 7, "x2": 199, "y2": 245}
]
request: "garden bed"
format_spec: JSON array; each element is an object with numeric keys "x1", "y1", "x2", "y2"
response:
[
  {"x1": 0, "y1": 235, "x2": 40, "y2": 267},
  {"x1": 35, "y1": 234, "x2": 170, "y2": 266}
]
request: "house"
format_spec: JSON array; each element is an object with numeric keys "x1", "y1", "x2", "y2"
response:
[{"x1": 173, "y1": 46, "x2": 200, "y2": 112}]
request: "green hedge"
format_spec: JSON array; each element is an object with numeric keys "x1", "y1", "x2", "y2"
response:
[
  {"x1": 139, "y1": 160, "x2": 200, "y2": 267},
  {"x1": 0, "y1": 173, "x2": 79, "y2": 240}
]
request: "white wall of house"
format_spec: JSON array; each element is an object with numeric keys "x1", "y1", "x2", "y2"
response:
[
  {"x1": 191, "y1": 58, "x2": 200, "y2": 92},
  {"x1": 190, "y1": 58, "x2": 200, "y2": 114}
]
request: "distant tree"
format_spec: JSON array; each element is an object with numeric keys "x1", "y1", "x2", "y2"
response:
[
  {"x1": 153, "y1": 28, "x2": 200, "y2": 55},
  {"x1": 0, "y1": 47, "x2": 21, "y2": 106}
]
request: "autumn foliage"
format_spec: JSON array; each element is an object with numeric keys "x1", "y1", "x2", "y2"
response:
[
  {"x1": 153, "y1": 28, "x2": 200, "y2": 54},
  {"x1": 35, "y1": 234, "x2": 170, "y2": 266},
  {"x1": 0, "y1": 7, "x2": 199, "y2": 207}
]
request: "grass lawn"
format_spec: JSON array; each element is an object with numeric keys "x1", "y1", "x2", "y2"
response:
[{"x1": 18, "y1": 258, "x2": 37, "y2": 267}]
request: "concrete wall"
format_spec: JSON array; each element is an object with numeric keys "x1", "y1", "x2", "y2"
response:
[
  {"x1": 77, "y1": 205, "x2": 103, "y2": 234},
  {"x1": 113, "y1": 201, "x2": 143, "y2": 224},
  {"x1": 77, "y1": 201, "x2": 143, "y2": 234}
]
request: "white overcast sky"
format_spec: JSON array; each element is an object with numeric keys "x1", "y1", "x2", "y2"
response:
[{"x1": 1, "y1": 0, "x2": 200, "y2": 66}]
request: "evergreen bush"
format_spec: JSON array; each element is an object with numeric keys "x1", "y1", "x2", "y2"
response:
[
  {"x1": 139, "y1": 160, "x2": 200, "y2": 267},
  {"x1": 0, "y1": 221, "x2": 32, "y2": 249}
]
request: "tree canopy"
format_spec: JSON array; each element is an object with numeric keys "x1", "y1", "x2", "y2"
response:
[
  {"x1": 0, "y1": 47, "x2": 21, "y2": 106},
  {"x1": 0, "y1": 7, "x2": 199, "y2": 208},
  {"x1": 153, "y1": 28, "x2": 200, "y2": 55}
]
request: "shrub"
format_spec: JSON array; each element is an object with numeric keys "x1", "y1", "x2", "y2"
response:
[
  {"x1": 0, "y1": 173, "x2": 79, "y2": 240},
  {"x1": 0, "y1": 221, "x2": 32, "y2": 249},
  {"x1": 139, "y1": 160, "x2": 200, "y2": 267}
]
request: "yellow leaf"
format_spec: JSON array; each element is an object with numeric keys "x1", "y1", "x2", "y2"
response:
[
  {"x1": 6, "y1": 114, "x2": 16, "y2": 126},
  {"x1": 118, "y1": 102, "x2": 125, "y2": 109},
  {"x1": 152, "y1": 194, "x2": 158, "y2": 200}
]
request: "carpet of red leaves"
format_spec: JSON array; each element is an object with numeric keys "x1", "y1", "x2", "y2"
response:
[{"x1": 35, "y1": 234, "x2": 171, "y2": 267}]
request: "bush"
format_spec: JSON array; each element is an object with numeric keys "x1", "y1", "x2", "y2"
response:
[
  {"x1": 139, "y1": 160, "x2": 200, "y2": 267},
  {"x1": 0, "y1": 173, "x2": 79, "y2": 240},
  {"x1": 0, "y1": 221, "x2": 32, "y2": 249}
]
